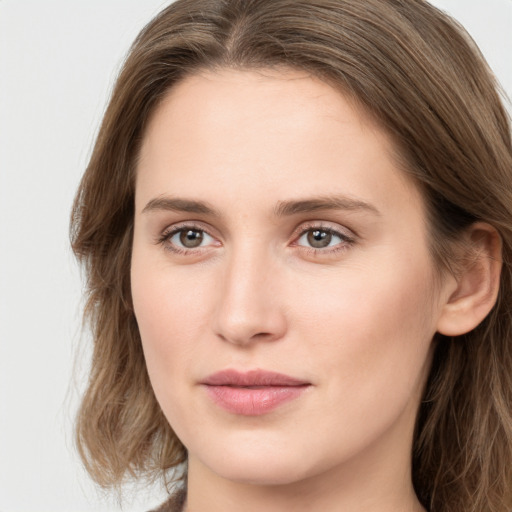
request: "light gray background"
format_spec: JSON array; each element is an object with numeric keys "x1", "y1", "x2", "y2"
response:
[{"x1": 0, "y1": 1, "x2": 511, "y2": 511}]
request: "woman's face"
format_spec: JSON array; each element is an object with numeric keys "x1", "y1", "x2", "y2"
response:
[{"x1": 131, "y1": 69, "x2": 449, "y2": 488}]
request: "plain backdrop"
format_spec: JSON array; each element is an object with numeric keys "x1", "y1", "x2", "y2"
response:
[{"x1": 0, "y1": 1, "x2": 511, "y2": 511}]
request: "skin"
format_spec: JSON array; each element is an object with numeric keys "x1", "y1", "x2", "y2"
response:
[{"x1": 131, "y1": 68, "x2": 457, "y2": 512}]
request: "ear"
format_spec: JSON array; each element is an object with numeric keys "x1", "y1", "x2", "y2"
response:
[{"x1": 436, "y1": 222, "x2": 502, "y2": 336}]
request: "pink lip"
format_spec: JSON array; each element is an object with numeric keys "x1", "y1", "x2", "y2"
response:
[{"x1": 201, "y1": 369, "x2": 311, "y2": 416}]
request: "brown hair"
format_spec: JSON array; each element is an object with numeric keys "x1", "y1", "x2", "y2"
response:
[{"x1": 71, "y1": 0, "x2": 512, "y2": 510}]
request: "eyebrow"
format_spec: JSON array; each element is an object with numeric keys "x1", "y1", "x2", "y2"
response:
[
  {"x1": 142, "y1": 197, "x2": 219, "y2": 216},
  {"x1": 141, "y1": 195, "x2": 380, "y2": 217},
  {"x1": 274, "y1": 195, "x2": 381, "y2": 217}
]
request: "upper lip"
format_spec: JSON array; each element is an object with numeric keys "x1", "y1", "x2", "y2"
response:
[{"x1": 201, "y1": 369, "x2": 310, "y2": 387}]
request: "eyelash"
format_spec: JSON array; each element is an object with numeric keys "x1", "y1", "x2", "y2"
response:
[
  {"x1": 157, "y1": 222, "x2": 215, "y2": 256},
  {"x1": 157, "y1": 222, "x2": 355, "y2": 257},
  {"x1": 292, "y1": 222, "x2": 355, "y2": 256}
]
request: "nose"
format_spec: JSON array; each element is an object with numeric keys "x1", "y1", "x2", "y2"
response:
[{"x1": 212, "y1": 245, "x2": 287, "y2": 346}]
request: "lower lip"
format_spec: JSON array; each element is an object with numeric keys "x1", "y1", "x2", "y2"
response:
[{"x1": 203, "y1": 385, "x2": 310, "y2": 415}]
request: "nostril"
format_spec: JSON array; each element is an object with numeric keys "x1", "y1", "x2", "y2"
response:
[{"x1": 214, "y1": 321, "x2": 286, "y2": 346}]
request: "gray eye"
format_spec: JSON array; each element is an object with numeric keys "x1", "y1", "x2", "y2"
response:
[{"x1": 308, "y1": 230, "x2": 331, "y2": 248}]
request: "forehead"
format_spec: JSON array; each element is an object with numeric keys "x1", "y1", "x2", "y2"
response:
[
  {"x1": 140, "y1": 67, "x2": 380, "y2": 160},
  {"x1": 135, "y1": 68, "x2": 421, "y2": 219}
]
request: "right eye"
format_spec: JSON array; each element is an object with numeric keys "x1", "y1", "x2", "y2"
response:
[{"x1": 159, "y1": 225, "x2": 218, "y2": 254}]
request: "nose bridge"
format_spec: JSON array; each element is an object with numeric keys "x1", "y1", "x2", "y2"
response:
[{"x1": 213, "y1": 239, "x2": 286, "y2": 345}]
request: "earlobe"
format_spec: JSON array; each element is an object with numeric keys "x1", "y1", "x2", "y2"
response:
[{"x1": 436, "y1": 223, "x2": 502, "y2": 337}]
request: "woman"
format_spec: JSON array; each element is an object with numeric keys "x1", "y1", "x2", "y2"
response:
[{"x1": 70, "y1": 0, "x2": 512, "y2": 511}]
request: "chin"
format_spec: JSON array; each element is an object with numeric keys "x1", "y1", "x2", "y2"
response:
[
  {"x1": 210, "y1": 458, "x2": 311, "y2": 486},
  {"x1": 191, "y1": 435, "x2": 324, "y2": 487}
]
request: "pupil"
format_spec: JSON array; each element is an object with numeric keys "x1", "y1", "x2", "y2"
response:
[
  {"x1": 180, "y1": 229, "x2": 203, "y2": 248},
  {"x1": 307, "y1": 230, "x2": 332, "y2": 248}
]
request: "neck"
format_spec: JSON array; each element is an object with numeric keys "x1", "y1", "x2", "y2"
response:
[{"x1": 185, "y1": 469, "x2": 424, "y2": 512}]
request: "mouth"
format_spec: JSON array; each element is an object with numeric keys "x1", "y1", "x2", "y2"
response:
[{"x1": 200, "y1": 369, "x2": 311, "y2": 416}]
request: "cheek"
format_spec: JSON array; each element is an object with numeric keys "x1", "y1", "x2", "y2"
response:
[
  {"x1": 291, "y1": 256, "x2": 436, "y2": 396},
  {"x1": 276, "y1": 260, "x2": 437, "y2": 464},
  {"x1": 130, "y1": 252, "x2": 206, "y2": 397}
]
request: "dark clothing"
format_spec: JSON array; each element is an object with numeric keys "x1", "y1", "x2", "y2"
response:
[{"x1": 149, "y1": 489, "x2": 186, "y2": 512}]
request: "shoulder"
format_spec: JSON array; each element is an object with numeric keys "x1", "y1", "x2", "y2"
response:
[{"x1": 148, "y1": 489, "x2": 186, "y2": 512}]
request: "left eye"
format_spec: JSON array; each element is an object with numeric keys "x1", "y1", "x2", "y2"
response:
[
  {"x1": 169, "y1": 228, "x2": 214, "y2": 249},
  {"x1": 296, "y1": 229, "x2": 347, "y2": 249}
]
